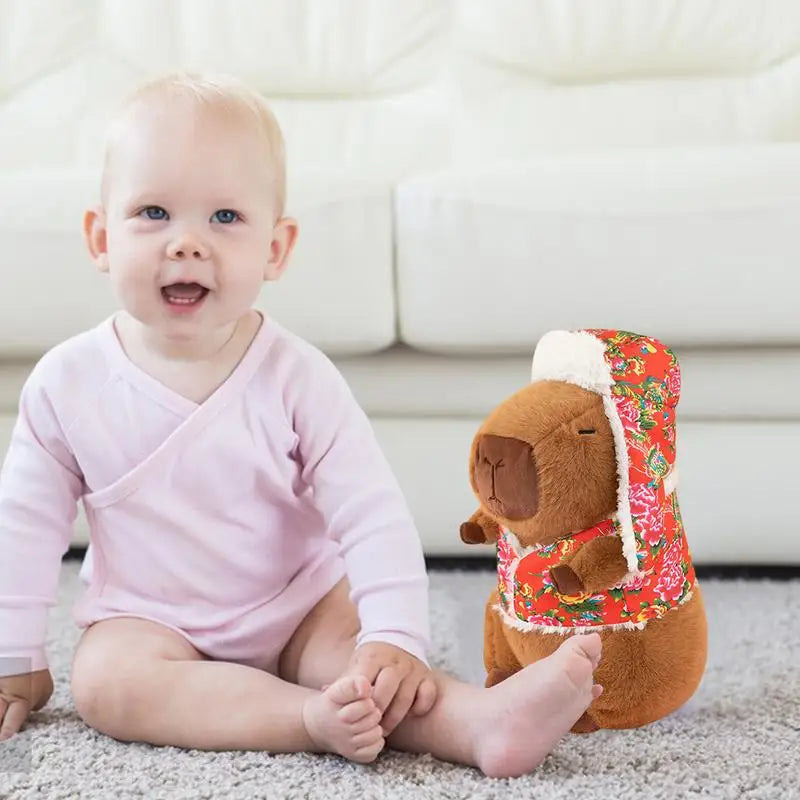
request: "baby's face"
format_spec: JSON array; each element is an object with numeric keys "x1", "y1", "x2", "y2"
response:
[{"x1": 97, "y1": 102, "x2": 284, "y2": 341}]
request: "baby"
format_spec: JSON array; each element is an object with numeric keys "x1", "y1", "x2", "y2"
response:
[{"x1": 0, "y1": 73, "x2": 602, "y2": 778}]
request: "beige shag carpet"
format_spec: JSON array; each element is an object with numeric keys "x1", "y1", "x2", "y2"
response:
[{"x1": 1, "y1": 561, "x2": 798, "y2": 800}]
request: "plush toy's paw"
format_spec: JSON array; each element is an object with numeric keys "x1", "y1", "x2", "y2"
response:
[
  {"x1": 550, "y1": 564, "x2": 585, "y2": 596},
  {"x1": 571, "y1": 711, "x2": 600, "y2": 734},
  {"x1": 460, "y1": 521, "x2": 486, "y2": 544}
]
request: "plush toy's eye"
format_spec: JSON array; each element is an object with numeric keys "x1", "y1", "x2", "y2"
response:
[{"x1": 578, "y1": 429, "x2": 596, "y2": 435}]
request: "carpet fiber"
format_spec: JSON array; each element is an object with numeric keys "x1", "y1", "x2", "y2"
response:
[{"x1": 1, "y1": 562, "x2": 798, "y2": 800}]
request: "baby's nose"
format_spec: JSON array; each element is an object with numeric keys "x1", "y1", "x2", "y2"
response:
[
  {"x1": 473, "y1": 434, "x2": 540, "y2": 520},
  {"x1": 167, "y1": 235, "x2": 210, "y2": 260}
]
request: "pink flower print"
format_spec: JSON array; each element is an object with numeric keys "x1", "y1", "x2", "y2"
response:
[
  {"x1": 496, "y1": 535, "x2": 516, "y2": 602},
  {"x1": 529, "y1": 614, "x2": 561, "y2": 628},
  {"x1": 618, "y1": 572, "x2": 649, "y2": 591},
  {"x1": 665, "y1": 366, "x2": 681, "y2": 402},
  {"x1": 616, "y1": 397, "x2": 641, "y2": 429},
  {"x1": 629, "y1": 484, "x2": 665, "y2": 547},
  {"x1": 496, "y1": 535, "x2": 514, "y2": 567},
  {"x1": 655, "y1": 540, "x2": 685, "y2": 603},
  {"x1": 612, "y1": 357, "x2": 627, "y2": 374}
]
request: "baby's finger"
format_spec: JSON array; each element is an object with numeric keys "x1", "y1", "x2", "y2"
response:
[
  {"x1": 411, "y1": 676, "x2": 438, "y2": 716},
  {"x1": 371, "y1": 667, "x2": 401, "y2": 714},
  {"x1": 0, "y1": 699, "x2": 29, "y2": 741},
  {"x1": 347, "y1": 653, "x2": 382, "y2": 687},
  {"x1": 380, "y1": 680, "x2": 418, "y2": 736}
]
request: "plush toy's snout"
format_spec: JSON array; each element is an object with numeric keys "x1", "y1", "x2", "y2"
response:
[{"x1": 472, "y1": 434, "x2": 540, "y2": 520}]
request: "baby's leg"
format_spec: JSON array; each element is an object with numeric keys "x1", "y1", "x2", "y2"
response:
[
  {"x1": 70, "y1": 616, "x2": 383, "y2": 762},
  {"x1": 280, "y1": 579, "x2": 603, "y2": 778},
  {"x1": 278, "y1": 578, "x2": 360, "y2": 689},
  {"x1": 389, "y1": 634, "x2": 603, "y2": 778}
]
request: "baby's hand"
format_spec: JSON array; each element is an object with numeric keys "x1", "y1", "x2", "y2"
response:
[
  {"x1": 343, "y1": 643, "x2": 437, "y2": 736},
  {"x1": 0, "y1": 668, "x2": 53, "y2": 739}
]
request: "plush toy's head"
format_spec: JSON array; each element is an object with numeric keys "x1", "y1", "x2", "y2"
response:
[
  {"x1": 466, "y1": 329, "x2": 682, "y2": 575},
  {"x1": 468, "y1": 380, "x2": 618, "y2": 549}
]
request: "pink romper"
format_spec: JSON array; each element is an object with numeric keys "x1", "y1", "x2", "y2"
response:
[{"x1": 0, "y1": 314, "x2": 429, "y2": 677}]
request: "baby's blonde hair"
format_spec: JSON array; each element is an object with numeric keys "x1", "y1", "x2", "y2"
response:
[{"x1": 101, "y1": 72, "x2": 287, "y2": 216}]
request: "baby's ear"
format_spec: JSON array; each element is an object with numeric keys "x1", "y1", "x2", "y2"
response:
[
  {"x1": 84, "y1": 207, "x2": 109, "y2": 273},
  {"x1": 264, "y1": 216, "x2": 299, "y2": 281}
]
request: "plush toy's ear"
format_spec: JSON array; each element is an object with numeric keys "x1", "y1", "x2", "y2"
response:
[{"x1": 460, "y1": 509, "x2": 502, "y2": 544}]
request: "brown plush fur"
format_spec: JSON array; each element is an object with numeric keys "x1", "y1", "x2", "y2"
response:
[{"x1": 463, "y1": 380, "x2": 708, "y2": 731}]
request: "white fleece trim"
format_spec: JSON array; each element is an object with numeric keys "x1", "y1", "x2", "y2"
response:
[
  {"x1": 528, "y1": 329, "x2": 639, "y2": 573},
  {"x1": 530, "y1": 330, "x2": 613, "y2": 393},
  {"x1": 663, "y1": 465, "x2": 679, "y2": 496},
  {"x1": 501, "y1": 528, "x2": 546, "y2": 560},
  {"x1": 603, "y1": 394, "x2": 639, "y2": 574},
  {"x1": 494, "y1": 590, "x2": 694, "y2": 634}
]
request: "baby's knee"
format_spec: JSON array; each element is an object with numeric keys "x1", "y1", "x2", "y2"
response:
[{"x1": 71, "y1": 647, "x2": 152, "y2": 740}]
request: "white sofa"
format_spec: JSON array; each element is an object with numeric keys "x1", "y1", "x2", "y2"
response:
[{"x1": 2, "y1": 0, "x2": 799, "y2": 563}]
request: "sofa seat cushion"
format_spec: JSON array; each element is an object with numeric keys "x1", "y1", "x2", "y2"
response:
[
  {"x1": 6, "y1": 346, "x2": 796, "y2": 421},
  {"x1": 336, "y1": 347, "x2": 800, "y2": 420}
]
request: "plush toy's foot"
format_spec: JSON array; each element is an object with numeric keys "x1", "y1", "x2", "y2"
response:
[
  {"x1": 571, "y1": 711, "x2": 600, "y2": 733},
  {"x1": 475, "y1": 633, "x2": 603, "y2": 778}
]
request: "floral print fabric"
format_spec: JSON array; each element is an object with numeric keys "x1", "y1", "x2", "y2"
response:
[{"x1": 498, "y1": 330, "x2": 697, "y2": 632}]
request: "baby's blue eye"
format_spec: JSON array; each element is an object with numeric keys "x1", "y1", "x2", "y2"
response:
[
  {"x1": 141, "y1": 206, "x2": 168, "y2": 220},
  {"x1": 212, "y1": 209, "x2": 239, "y2": 224}
]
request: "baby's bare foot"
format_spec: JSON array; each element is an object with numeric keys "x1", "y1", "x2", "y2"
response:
[
  {"x1": 475, "y1": 632, "x2": 603, "y2": 778},
  {"x1": 301, "y1": 676, "x2": 385, "y2": 763}
]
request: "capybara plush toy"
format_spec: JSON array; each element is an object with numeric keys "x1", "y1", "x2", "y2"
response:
[{"x1": 460, "y1": 329, "x2": 707, "y2": 731}]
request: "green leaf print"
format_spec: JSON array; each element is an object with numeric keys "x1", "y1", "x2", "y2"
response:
[
  {"x1": 562, "y1": 597, "x2": 604, "y2": 614},
  {"x1": 612, "y1": 383, "x2": 640, "y2": 401}
]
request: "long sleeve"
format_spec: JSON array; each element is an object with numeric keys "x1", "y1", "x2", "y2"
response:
[
  {"x1": 288, "y1": 347, "x2": 430, "y2": 665},
  {"x1": 0, "y1": 372, "x2": 83, "y2": 677}
]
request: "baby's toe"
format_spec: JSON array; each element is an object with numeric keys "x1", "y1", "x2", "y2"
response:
[
  {"x1": 561, "y1": 633, "x2": 601, "y2": 665},
  {"x1": 325, "y1": 675, "x2": 371, "y2": 707},
  {"x1": 338, "y1": 698, "x2": 377, "y2": 724},
  {"x1": 351, "y1": 708, "x2": 383, "y2": 735},
  {"x1": 553, "y1": 635, "x2": 599, "y2": 687},
  {"x1": 577, "y1": 632, "x2": 602, "y2": 666},
  {"x1": 351, "y1": 731, "x2": 385, "y2": 763}
]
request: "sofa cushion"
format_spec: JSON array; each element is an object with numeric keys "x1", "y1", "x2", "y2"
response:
[
  {"x1": 451, "y1": 0, "x2": 800, "y2": 156},
  {"x1": 0, "y1": 170, "x2": 396, "y2": 358},
  {"x1": 396, "y1": 146, "x2": 800, "y2": 353},
  {"x1": 0, "y1": 1, "x2": 451, "y2": 178},
  {"x1": 456, "y1": 0, "x2": 800, "y2": 81},
  {"x1": 0, "y1": 0, "x2": 448, "y2": 100}
]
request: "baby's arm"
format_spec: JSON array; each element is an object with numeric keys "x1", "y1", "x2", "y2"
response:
[
  {"x1": 288, "y1": 348, "x2": 433, "y2": 730},
  {"x1": 0, "y1": 371, "x2": 83, "y2": 681}
]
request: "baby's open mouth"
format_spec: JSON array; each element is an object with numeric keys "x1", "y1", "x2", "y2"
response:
[{"x1": 161, "y1": 282, "x2": 210, "y2": 306}]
